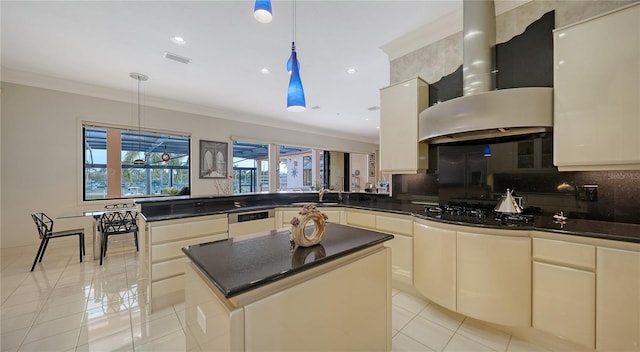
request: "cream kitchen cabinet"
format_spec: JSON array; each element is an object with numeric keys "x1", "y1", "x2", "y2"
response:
[
  {"x1": 596, "y1": 246, "x2": 640, "y2": 351},
  {"x1": 457, "y1": 229, "x2": 531, "y2": 326},
  {"x1": 413, "y1": 219, "x2": 456, "y2": 311},
  {"x1": 345, "y1": 209, "x2": 413, "y2": 285},
  {"x1": 376, "y1": 213, "x2": 413, "y2": 286},
  {"x1": 145, "y1": 214, "x2": 228, "y2": 310},
  {"x1": 553, "y1": 3, "x2": 640, "y2": 171},
  {"x1": 532, "y1": 237, "x2": 596, "y2": 348},
  {"x1": 278, "y1": 207, "x2": 344, "y2": 228},
  {"x1": 379, "y1": 77, "x2": 429, "y2": 174},
  {"x1": 345, "y1": 209, "x2": 376, "y2": 229}
]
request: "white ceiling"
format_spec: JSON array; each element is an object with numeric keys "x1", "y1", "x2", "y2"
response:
[{"x1": 1, "y1": 0, "x2": 464, "y2": 144}]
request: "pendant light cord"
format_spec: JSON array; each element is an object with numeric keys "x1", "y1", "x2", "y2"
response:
[
  {"x1": 137, "y1": 78, "x2": 141, "y2": 155},
  {"x1": 292, "y1": 0, "x2": 296, "y2": 43}
]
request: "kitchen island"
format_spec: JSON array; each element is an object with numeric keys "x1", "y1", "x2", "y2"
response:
[{"x1": 182, "y1": 223, "x2": 393, "y2": 351}]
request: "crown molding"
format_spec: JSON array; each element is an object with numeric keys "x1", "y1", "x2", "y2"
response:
[
  {"x1": 1, "y1": 67, "x2": 378, "y2": 145},
  {"x1": 380, "y1": 0, "x2": 531, "y2": 61}
]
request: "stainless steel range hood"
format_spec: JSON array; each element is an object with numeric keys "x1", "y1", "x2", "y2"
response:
[{"x1": 418, "y1": 0, "x2": 553, "y2": 144}]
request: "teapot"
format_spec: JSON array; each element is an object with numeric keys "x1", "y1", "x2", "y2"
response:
[{"x1": 494, "y1": 189, "x2": 523, "y2": 214}]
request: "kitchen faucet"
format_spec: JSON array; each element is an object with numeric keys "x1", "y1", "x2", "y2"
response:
[{"x1": 319, "y1": 187, "x2": 327, "y2": 202}]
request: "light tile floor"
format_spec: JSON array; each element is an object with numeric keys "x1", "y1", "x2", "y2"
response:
[
  {"x1": 2, "y1": 236, "x2": 550, "y2": 352},
  {"x1": 390, "y1": 289, "x2": 550, "y2": 352}
]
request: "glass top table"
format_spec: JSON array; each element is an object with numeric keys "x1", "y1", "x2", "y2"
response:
[{"x1": 58, "y1": 205, "x2": 138, "y2": 260}]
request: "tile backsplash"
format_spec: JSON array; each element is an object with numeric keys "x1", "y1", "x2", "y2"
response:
[{"x1": 393, "y1": 170, "x2": 640, "y2": 224}]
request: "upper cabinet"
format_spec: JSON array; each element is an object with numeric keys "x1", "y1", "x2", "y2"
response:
[
  {"x1": 554, "y1": 3, "x2": 640, "y2": 171},
  {"x1": 379, "y1": 77, "x2": 429, "y2": 174}
]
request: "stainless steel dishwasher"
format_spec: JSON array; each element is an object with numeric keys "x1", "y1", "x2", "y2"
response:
[{"x1": 228, "y1": 209, "x2": 276, "y2": 238}]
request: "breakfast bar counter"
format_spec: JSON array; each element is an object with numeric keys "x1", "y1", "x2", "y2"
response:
[{"x1": 182, "y1": 223, "x2": 393, "y2": 351}]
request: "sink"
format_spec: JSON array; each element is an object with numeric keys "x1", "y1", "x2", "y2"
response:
[{"x1": 290, "y1": 202, "x2": 317, "y2": 206}]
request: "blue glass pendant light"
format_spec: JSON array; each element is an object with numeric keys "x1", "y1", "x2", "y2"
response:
[
  {"x1": 286, "y1": 53, "x2": 300, "y2": 74},
  {"x1": 286, "y1": 0, "x2": 305, "y2": 112},
  {"x1": 483, "y1": 144, "x2": 492, "y2": 157},
  {"x1": 287, "y1": 42, "x2": 306, "y2": 112},
  {"x1": 254, "y1": 0, "x2": 272, "y2": 23}
]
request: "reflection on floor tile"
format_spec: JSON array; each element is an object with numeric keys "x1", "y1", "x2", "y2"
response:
[
  {"x1": 507, "y1": 337, "x2": 552, "y2": 352},
  {"x1": 402, "y1": 315, "x2": 456, "y2": 351},
  {"x1": 390, "y1": 291, "x2": 553, "y2": 352},
  {"x1": 2, "y1": 239, "x2": 551, "y2": 352},
  {"x1": 457, "y1": 318, "x2": 511, "y2": 351},
  {"x1": 443, "y1": 333, "x2": 495, "y2": 352}
]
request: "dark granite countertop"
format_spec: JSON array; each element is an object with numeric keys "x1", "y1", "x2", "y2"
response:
[
  {"x1": 414, "y1": 213, "x2": 640, "y2": 243},
  {"x1": 138, "y1": 193, "x2": 640, "y2": 244},
  {"x1": 181, "y1": 223, "x2": 393, "y2": 298}
]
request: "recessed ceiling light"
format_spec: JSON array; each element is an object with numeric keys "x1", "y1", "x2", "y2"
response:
[
  {"x1": 365, "y1": 118, "x2": 369, "y2": 121},
  {"x1": 171, "y1": 36, "x2": 186, "y2": 45},
  {"x1": 376, "y1": 126, "x2": 380, "y2": 129},
  {"x1": 346, "y1": 68, "x2": 357, "y2": 74},
  {"x1": 261, "y1": 68, "x2": 270, "y2": 74}
]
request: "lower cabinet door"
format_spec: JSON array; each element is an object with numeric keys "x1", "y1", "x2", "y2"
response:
[
  {"x1": 596, "y1": 247, "x2": 640, "y2": 351},
  {"x1": 456, "y1": 231, "x2": 531, "y2": 326},
  {"x1": 384, "y1": 234, "x2": 412, "y2": 285},
  {"x1": 413, "y1": 222, "x2": 456, "y2": 311},
  {"x1": 533, "y1": 261, "x2": 595, "y2": 348}
]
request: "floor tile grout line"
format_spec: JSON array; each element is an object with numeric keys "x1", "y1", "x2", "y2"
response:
[
  {"x1": 440, "y1": 316, "x2": 466, "y2": 352},
  {"x1": 173, "y1": 304, "x2": 187, "y2": 334},
  {"x1": 504, "y1": 335, "x2": 514, "y2": 352},
  {"x1": 396, "y1": 330, "x2": 437, "y2": 352},
  {"x1": 393, "y1": 303, "x2": 421, "y2": 332},
  {"x1": 450, "y1": 317, "x2": 511, "y2": 352}
]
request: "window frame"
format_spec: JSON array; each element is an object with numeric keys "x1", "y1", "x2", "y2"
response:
[{"x1": 81, "y1": 122, "x2": 191, "y2": 202}]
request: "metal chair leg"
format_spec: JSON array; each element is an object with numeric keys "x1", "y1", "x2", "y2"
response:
[
  {"x1": 134, "y1": 231, "x2": 139, "y2": 252},
  {"x1": 100, "y1": 234, "x2": 106, "y2": 266},
  {"x1": 31, "y1": 238, "x2": 47, "y2": 272},
  {"x1": 39, "y1": 238, "x2": 50, "y2": 262},
  {"x1": 79, "y1": 234, "x2": 83, "y2": 263}
]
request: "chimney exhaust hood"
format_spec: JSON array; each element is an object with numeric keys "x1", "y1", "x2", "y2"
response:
[{"x1": 418, "y1": 0, "x2": 553, "y2": 144}]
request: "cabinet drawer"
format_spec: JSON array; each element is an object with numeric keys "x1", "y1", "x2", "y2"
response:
[
  {"x1": 281, "y1": 210, "x2": 300, "y2": 226},
  {"x1": 151, "y1": 217, "x2": 228, "y2": 243},
  {"x1": 376, "y1": 215, "x2": 412, "y2": 236},
  {"x1": 152, "y1": 257, "x2": 186, "y2": 280},
  {"x1": 229, "y1": 218, "x2": 275, "y2": 238},
  {"x1": 317, "y1": 209, "x2": 342, "y2": 224},
  {"x1": 533, "y1": 237, "x2": 595, "y2": 269},
  {"x1": 282, "y1": 209, "x2": 342, "y2": 227},
  {"x1": 346, "y1": 211, "x2": 375, "y2": 229},
  {"x1": 152, "y1": 233, "x2": 228, "y2": 262},
  {"x1": 152, "y1": 275, "x2": 184, "y2": 297}
]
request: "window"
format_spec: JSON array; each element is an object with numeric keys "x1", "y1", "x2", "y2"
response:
[
  {"x1": 303, "y1": 156, "x2": 312, "y2": 186},
  {"x1": 279, "y1": 145, "x2": 322, "y2": 191},
  {"x1": 83, "y1": 126, "x2": 190, "y2": 200},
  {"x1": 230, "y1": 140, "x2": 329, "y2": 193},
  {"x1": 232, "y1": 141, "x2": 269, "y2": 193}
]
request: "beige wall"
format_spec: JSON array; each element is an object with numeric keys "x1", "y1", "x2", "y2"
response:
[
  {"x1": 0, "y1": 82, "x2": 376, "y2": 248},
  {"x1": 390, "y1": 0, "x2": 637, "y2": 85}
]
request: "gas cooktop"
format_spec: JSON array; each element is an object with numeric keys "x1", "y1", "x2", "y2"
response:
[{"x1": 425, "y1": 204, "x2": 541, "y2": 227}]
